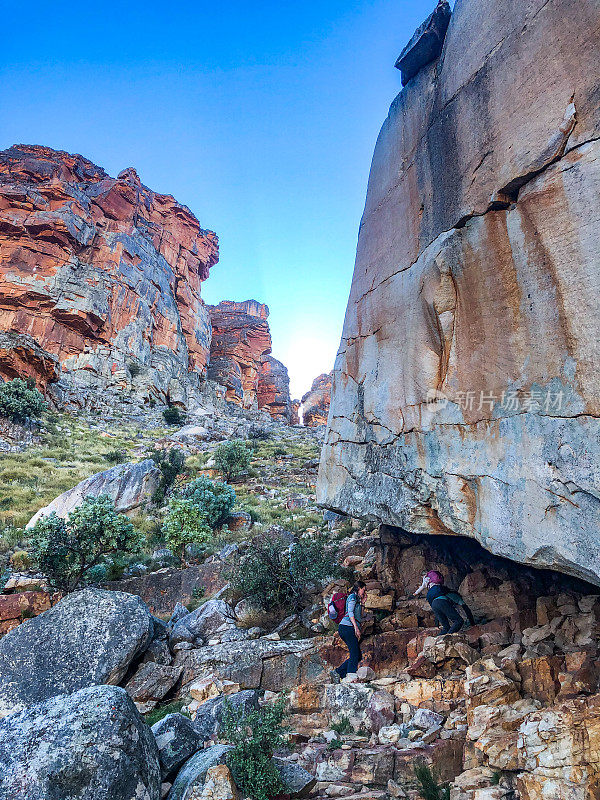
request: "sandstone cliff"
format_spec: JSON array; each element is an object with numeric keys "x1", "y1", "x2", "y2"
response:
[
  {"x1": 0, "y1": 145, "x2": 218, "y2": 407},
  {"x1": 207, "y1": 300, "x2": 292, "y2": 421},
  {"x1": 318, "y1": 0, "x2": 600, "y2": 585},
  {"x1": 302, "y1": 373, "x2": 332, "y2": 427}
]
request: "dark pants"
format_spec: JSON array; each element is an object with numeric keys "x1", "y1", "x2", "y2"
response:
[
  {"x1": 336, "y1": 623, "x2": 362, "y2": 677},
  {"x1": 431, "y1": 597, "x2": 463, "y2": 634}
]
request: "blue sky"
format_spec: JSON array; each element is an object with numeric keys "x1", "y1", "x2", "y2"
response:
[{"x1": 1, "y1": 0, "x2": 436, "y2": 398}]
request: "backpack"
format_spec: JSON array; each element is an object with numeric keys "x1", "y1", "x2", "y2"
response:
[{"x1": 327, "y1": 592, "x2": 348, "y2": 623}]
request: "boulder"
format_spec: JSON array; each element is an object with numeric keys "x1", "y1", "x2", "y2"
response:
[
  {"x1": 125, "y1": 662, "x2": 183, "y2": 713},
  {"x1": 317, "y1": 0, "x2": 600, "y2": 587},
  {"x1": 170, "y1": 598, "x2": 235, "y2": 647},
  {"x1": 0, "y1": 588, "x2": 153, "y2": 717},
  {"x1": 200, "y1": 765, "x2": 238, "y2": 800},
  {"x1": 167, "y1": 744, "x2": 233, "y2": 800},
  {"x1": 152, "y1": 713, "x2": 204, "y2": 777},
  {"x1": 0, "y1": 685, "x2": 160, "y2": 799},
  {"x1": 191, "y1": 690, "x2": 258, "y2": 740},
  {"x1": 273, "y1": 758, "x2": 317, "y2": 797},
  {"x1": 27, "y1": 459, "x2": 161, "y2": 527}
]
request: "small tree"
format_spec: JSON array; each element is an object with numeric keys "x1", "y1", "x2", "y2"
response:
[
  {"x1": 0, "y1": 378, "x2": 46, "y2": 423},
  {"x1": 28, "y1": 494, "x2": 143, "y2": 593},
  {"x1": 150, "y1": 447, "x2": 186, "y2": 503},
  {"x1": 221, "y1": 697, "x2": 287, "y2": 800},
  {"x1": 214, "y1": 440, "x2": 253, "y2": 482},
  {"x1": 162, "y1": 477, "x2": 235, "y2": 561},
  {"x1": 229, "y1": 532, "x2": 341, "y2": 613},
  {"x1": 162, "y1": 405, "x2": 185, "y2": 426}
]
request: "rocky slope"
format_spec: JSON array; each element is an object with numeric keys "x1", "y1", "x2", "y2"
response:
[
  {"x1": 302, "y1": 373, "x2": 332, "y2": 428},
  {"x1": 207, "y1": 300, "x2": 292, "y2": 421},
  {"x1": 0, "y1": 144, "x2": 218, "y2": 409},
  {"x1": 318, "y1": 0, "x2": 600, "y2": 585}
]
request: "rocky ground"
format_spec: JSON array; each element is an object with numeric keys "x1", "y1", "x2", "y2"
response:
[{"x1": 0, "y1": 398, "x2": 599, "y2": 800}]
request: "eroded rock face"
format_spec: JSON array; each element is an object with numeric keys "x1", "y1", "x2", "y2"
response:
[
  {"x1": 318, "y1": 0, "x2": 600, "y2": 585},
  {"x1": 0, "y1": 685, "x2": 161, "y2": 800},
  {"x1": 0, "y1": 588, "x2": 153, "y2": 717},
  {"x1": 207, "y1": 300, "x2": 292, "y2": 421},
  {"x1": 0, "y1": 144, "x2": 218, "y2": 408},
  {"x1": 301, "y1": 373, "x2": 332, "y2": 427},
  {"x1": 0, "y1": 331, "x2": 60, "y2": 391}
]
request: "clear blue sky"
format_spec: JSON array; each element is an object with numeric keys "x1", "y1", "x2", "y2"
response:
[{"x1": 1, "y1": 0, "x2": 436, "y2": 399}]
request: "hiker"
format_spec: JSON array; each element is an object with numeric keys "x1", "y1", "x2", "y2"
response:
[
  {"x1": 413, "y1": 570, "x2": 475, "y2": 635},
  {"x1": 328, "y1": 581, "x2": 366, "y2": 681}
]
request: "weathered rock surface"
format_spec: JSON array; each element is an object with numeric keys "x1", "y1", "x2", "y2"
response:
[
  {"x1": 0, "y1": 331, "x2": 60, "y2": 391},
  {"x1": 0, "y1": 590, "x2": 53, "y2": 635},
  {"x1": 0, "y1": 144, "x2": 218, "y2": 408},
  {"x1": 318, "y1": 0, "x2": 600, "y2": 585},
  {"x1": 152, "y1": 713, "x2": 204, "y2": 776},
  {"x1": 257, "y1": 354, "x2": 292, "y2": 421},
  {"x1": 395, "y1": 0, "x2": 451, "y2": 85},
  {"x1": 0, "y1": 685, "x2": 161, "y2": 800},
  {"x1": 167, "y1": 744, "x2": 232, "y2": 800},
  {"x1": 26, "y1": 458, "x2": 160, "y2": 527},
  {"x1": 0, "y1": 588, "x2": 153, "y2": 716},
  {"x1": 207, "y1": 300, "x2": 292, "y2": 421},
  {"x1": 302, "y1": 373, "x2": 332, "y2": 427},
  {"x1": 191, "y1": 689, "x2": 258, "y2": 740}
]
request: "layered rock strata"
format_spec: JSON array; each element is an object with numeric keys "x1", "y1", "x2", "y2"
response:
[
  {"x1": 318, "y1": 0, "x2": 600, "y2": 584},
  {"x1": 0, "y1": 144, "x2": 218, "y2": 407},
  {"x1": 302, "y1": 373, "x2": 332, "y2": 427},
  {"x1": 207, "y1": 300, "x2": 292, "y2": 421}
]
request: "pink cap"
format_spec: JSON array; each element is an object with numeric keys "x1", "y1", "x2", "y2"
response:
[{"x1": 427, "y1": 570, "x2": 444, "y2": 584}]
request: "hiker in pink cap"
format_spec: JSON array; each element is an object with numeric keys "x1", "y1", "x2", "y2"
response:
[{"x1": 414, "y1": 570, "x2": 475, "y2": 635}]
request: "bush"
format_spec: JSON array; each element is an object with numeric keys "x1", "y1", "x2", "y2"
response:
[
  {"x1": 228, "y1": 532, "x2": 341, "y2": 613},
  {"x1": 414, "y1": 762, "x2": 450, "y2": 800},
  {"x1": 127, "y1": 362, "x2": 142, "y2": 378},
  {"x1": 179, "y1": 477, "x2": 236, "y2": 528},
  {"x1": 214, "y1": 440, "x2": 253, "y2": 482},
  {"x1": 162, "y1": 405, "x2": 185, "y2": 426},
  {"x1": 103, "y1": 449, "x2": 127, "y2": 464},
  {"x1": 0, "y1": 378, "x2": 46, "y2": 423},
  {"x1": 28, "y1": 494, "x2": 143, "y2": 593},
  {"x1": 162, "y1": 477, "x2": 235, "y2": 561},
  {"x1": 222, "y1": 697, "x2": 287, "y2": 800},
  {"x1": 10, "y1": 549, "x2": 32, "y2": 571},
  {"x1": 150, "y1": 447, "x2": 186, "y2": 503}
]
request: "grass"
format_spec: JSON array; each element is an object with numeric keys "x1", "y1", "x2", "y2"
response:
[
  {"x1": 331, "y1": 715, "x2": 352, "y2": 735},
  {"x1": 144, "y1": 699, "x2": 190, "y2": 726}
]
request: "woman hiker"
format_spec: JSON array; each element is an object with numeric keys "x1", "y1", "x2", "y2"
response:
[
  {"x1": 413, "y1": 570, "x2": 475, "y2": 635},
  {"x1": 331, "y1": 580, "x2": 367, "y2": 681}
]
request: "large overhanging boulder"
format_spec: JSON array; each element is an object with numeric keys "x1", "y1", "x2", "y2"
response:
[
  {"x1": 0, "y1": 588, "x2": 154, "y2": 717},
  {"x1": 317, "y1": 0, "x2": 600, "y2": 585}
]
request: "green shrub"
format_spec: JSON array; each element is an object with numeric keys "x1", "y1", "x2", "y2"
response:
[
  {"x1": 103, "y1": 449, "x2": 127, "y2": 464},
  {"x1": 0, "y1": 378, "x2": 46, "y2": 423},
  {"x1": 228, "y1": 532, "x2": 340, "y2": 613},
  {"x1": 214, "y1": 440, "x2": 253, "y2": 482},
  {"x1": 414, "y1": 762, "x2": 450, "y2": 800},
  {"x1": 272, "y1": 446, "x2": 287, "y2": 457},
  {"x1": 179, "y1": 477, "x2": 236, "y2": 528},
  {"x1": 327, "y1": 738, "x2": 343, "y2": 751},
  {"x1": 150, "y1": 447, "x2": 186, "y2": 503},
  {"x1": 28, "y1": 494, "x2": 143, "y2": 593},
  {"x1": 331, "y1": 715, "x2": 351, "y2": 735},
  {"x1": 162, "y1": 477, "x2": 235, "y2": 561},
  {"x1": 145, "y1": 699, "x2": 189, "y2": 727},
  {"x1": 222, "y1": 697, "x2": 287, "y2": 800},
  {"x1": 162, "y1": 405, "x2": 185, "y2": 426},
  {"x1": 10, "y1": 549, "x2": 32, "y2": 571},
  {"x1": 127, "y1": 362, "x2": 142, "y2": 378}
]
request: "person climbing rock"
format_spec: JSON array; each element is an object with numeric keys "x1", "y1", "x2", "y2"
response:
[
  {"x1": 331, "y1": 581, "x2": 366, "y2": 681},
  {"x1": 413, "y1": 570, "x2": 475, "y2": 635}
]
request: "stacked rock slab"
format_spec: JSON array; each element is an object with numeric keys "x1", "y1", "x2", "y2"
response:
[
  {"x1": 318, "y1": 0, "x2": 600, "y2": 585},
  {"x1": 302, "y1": 373, "x2": 332, "y2": 427},
  {"x1": 0, "y1": 144, "x2": 218, "y2": 407},
  {"x1": 207, "y1": 300, "x2": 292, "y2": 422}
]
